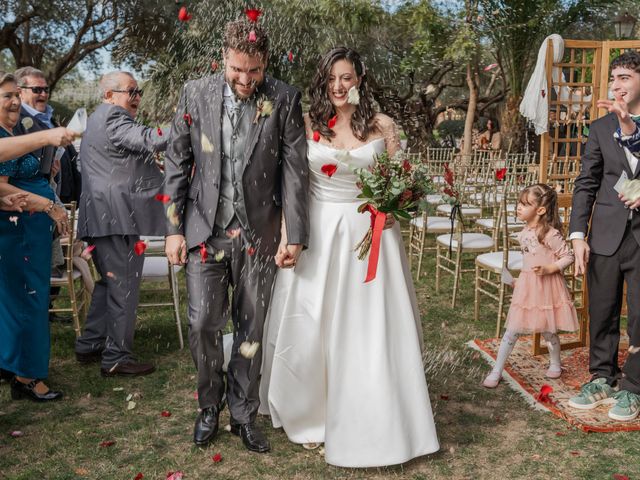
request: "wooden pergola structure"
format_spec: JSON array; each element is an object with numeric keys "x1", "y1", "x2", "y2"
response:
[{"x1": 533, "y1": 38, "x2": 640, "y2": 354}]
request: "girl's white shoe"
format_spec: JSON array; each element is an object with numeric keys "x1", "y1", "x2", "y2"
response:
[
  {"x1": 545, "y1": 366, "x2": 562, "y2": 379},
  {"x1": 482, "y1": 372, "x2": 501, "y2": 388}
]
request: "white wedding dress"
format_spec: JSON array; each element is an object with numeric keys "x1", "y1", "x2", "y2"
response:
[{"x1": 259, "y1": 138, "x2": 439, "y2": 467}]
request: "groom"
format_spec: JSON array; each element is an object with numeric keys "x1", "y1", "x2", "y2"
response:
[
  {"x1": 164, "y1": 19, "x2": 309, "y2": 451},
  {"x1": 569, "y1": 51, "x2": 640, "y2": 421}
]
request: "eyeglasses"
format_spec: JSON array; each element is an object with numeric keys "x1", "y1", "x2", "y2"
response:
[
  {"x1": 112, "y1": 88, "x2": 143, "y2": 98},
  {"x1": 20, "y1": 85, "x2": 50, "y2": 94}
]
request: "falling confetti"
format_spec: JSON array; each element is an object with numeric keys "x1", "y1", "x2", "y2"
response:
[
  {"x1": 214, "y1": 250, "x2": 225, "y2": 261},
  {"x1": 328, "y1": 115, "x2": 337, "y2": 129},
  {"x1": 321, "y1": 164, "x2": 337, "y2": 177},
  {"x1": 629, "y1": 345, "x2": 640, "y2": 354},
  {"x1": 155, "y1": 193, "x2": 171, "y2": 204},
  {"x1": 200, "y1": 242, "x2": 208, "y2": 263},
  {"x1": 248, "y1": 30, "x2": 257, "y2": 42},
  {"x1": 226, "y1": 228, "x2": 241, "y2": 239},
  {"x1": 178, "y1": 6, "x2": 192, "y2": 22},
  {"x1": 201, "y1": 133, "x2": 214, "y2": 153},
  {"x1": 167, "y1": 203, "x2": 180, "y2": 227},
  {"x1": 483, "y1": 63, "x2": 499, "y2": 71},
  {"x1": 134, "y1": 474, "x2": 144, "y2": 480},
  {"x1": 239, "y1": 341, "x2": 260, "y2": 359},
  {"x1": 157, "y1": 127, "x2": 163, "y2": 136},
  {"x1": 313, "y1": 131, "x2": 320, "y2": 142},
  {"x1": 127, "y1": 400, "x2": 137, "y2": 410},
  {"x1": 183, "y1": 113, "x2": 192, "y2": 126},
  {"x1": 8, "y1": 216, "x2": 18, "y2": 226},
  {"x1": 134, "y1": 240, "x2": 147, "y2": 256},
  {"x1": 212, "y1": 453, "x2": 223, "y2": 463},
  {"x1": 245, "y1": 8, "x2": 262, "y2": 22},
  {"x1": 166, "y1": 472, "x2": 184, "y2": 480},
  {"x1": 287, "y1": 51, "x2": 294, "y2": 63},
  {"x1": 247, "y1": 246, "x2": 256, "y2": 256},
  {"x1": 10, "y1": 431, "x2": 24, "y2": 438},
  {"x1": 535, "y1": 384, "x2": 553, "y2": 403}
]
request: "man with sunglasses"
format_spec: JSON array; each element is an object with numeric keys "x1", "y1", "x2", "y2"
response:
[{"x1": 75, "y1": 71, "x2": 168, "y2": 378}]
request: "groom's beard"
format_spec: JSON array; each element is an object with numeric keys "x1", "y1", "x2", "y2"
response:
[{"x1": 226, "y1": 76, "x2": 263, "y2": 100}]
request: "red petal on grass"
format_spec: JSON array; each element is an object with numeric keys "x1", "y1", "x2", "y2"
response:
[
  {"x1": 248, "y1": 30, "x2": 257, "y2": 42},
  {"x1": 247, "y1": 246, "x2": 256, "y2": 256},
  {"x1": 157, "y1": 127, "x2": 163, "y2": 136},
  {"x1": 570, "y1": 451, "x2": 580, "y2": 456},
  {"x1": 495, "y1": 167, "x2": 507, "y2": 181},
  {"x1": 312, "y1": 130, "x2": 320, "y2": 142},
  {"x1": 183, "y1": 113, "x2": 192, "y2": 126},
  {"x1": 613, "y1": 474, "x2": 630, "y2": 480},
  {"x1": 134, "y1": 240, "x2": 147, "y2": 256},
  {"x1": 99, "y1": 440, "x2": 115, "y2": 447},
  {"x1": 245, "y1": 8, "x2": 262, "y2": 22},
  {"x1": 155, "y1": 194, "x2": 171, "y2": 204},
  {"x1": 161, "y1": 410, "x2": 172, "y2": 417},
  {"x1": 178, "y1": 6, "x2": 192, "y2": 21},
  {"x1": 440, "y1": 394, "x2": 449, "y2": 400},
  {"x1": 212, "y1": 453, "x2": 223, "y2": 463},
  {"x1": 166, "y1": 472, "x2": 184, "y2": 480},
  {"x1": 555, "y1": 431, "x2": 566, "y2": 436},
  {"x1": 288, "y1": 51, "x2": 294, "y2": 62},
  {"x1": 321, "y1": 164, "x2": 337, "y2": 177},
  {"x1": 200, "y1": 242, "x2": 207, "y2": 263},
  {"x1": 328, "y1": 115, "x2": 337, "y2": 129},
  {"x1": 134, "y1": 474, "x2": 144, "y2": 480}
]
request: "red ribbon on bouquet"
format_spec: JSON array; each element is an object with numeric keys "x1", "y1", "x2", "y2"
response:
[{"x1": 363, "y1": 204, "x2": 387, "y2": 283}]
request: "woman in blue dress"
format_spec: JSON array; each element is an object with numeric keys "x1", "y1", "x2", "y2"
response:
[{"x1": 0, "y1": 71, "x2": 71, "y2": 401}]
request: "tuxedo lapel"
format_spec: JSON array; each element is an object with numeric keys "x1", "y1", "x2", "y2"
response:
[
  {"x1": 203, "y1": 75, "x2": 224, "y2": 174},
  {"x1": 605, "y1": 114, "x2": 636, "y2": 179},
  {"x1": 243, "y1": 81, "x2": 269, "y2": 170}
]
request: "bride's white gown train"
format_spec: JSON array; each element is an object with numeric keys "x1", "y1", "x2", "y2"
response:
[{"x1": 259, "y1": 138, "x2": 439, "y2": 467}]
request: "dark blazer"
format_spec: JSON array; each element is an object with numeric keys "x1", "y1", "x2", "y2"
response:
[
  {"x1": 77, "y1": 103, "x2": 168, "y2": 239},
  {"x1": 570, "y1": 113, "x2": 640, "y2": 255},
  {"x1": 163, "y1": 74, "x2": 309, "y2": 255},
  {"x1": 16, "y1": 106, "x2": 56, "y2": 177}
]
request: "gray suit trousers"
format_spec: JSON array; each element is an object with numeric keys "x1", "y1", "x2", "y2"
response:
[
  {"x1": 75, "y1": 235, "x2": 145, "y2": 368},
  {"x1": 187, "y1": 224, "x2": 276, "y2": 423}
]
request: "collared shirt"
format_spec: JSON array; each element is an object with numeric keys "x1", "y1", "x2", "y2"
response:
[{"x1": 22, "y1": 102, "x2": 54, "y2": 129}]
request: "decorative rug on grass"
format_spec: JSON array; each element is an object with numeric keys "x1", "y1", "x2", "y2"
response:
[{"x1": 468, "y1": 333, "x2": 640, "y2": 433}]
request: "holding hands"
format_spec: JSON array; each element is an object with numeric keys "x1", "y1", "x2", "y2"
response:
[{"x1": 0, "y1": 192, "x2": 28, "y2": 212}]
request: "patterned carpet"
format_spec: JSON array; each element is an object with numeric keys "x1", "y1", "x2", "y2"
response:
[{"x1": 469, "y1": 334, "x2": 640, "y2": 432}]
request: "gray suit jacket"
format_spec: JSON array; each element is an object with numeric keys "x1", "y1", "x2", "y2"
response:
[
  {"x1": 570, "y1": 113, "x2": 640, "y2": 255},
  {"x1": 163, "y1": 74, "x2": 309, "y2": 255},
  {"x1": 77, "y1": 103, "x2": 168, "y2": 239}
]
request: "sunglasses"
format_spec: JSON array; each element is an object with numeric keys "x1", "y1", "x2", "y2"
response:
[
  {"x1": 20, "y1": 85, "x2": 50, "y2": 94},
  {"x1": 112, "y1": 88, "x2": 144, "y2": 98}
]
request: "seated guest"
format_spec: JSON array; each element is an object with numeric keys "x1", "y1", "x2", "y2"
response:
[
  {"x1": 75, "y1": 71, "x2": 168, "y2": 377},
  {"x1": 0, "y1": 71, "x2": 70, "y2": 401},
  {"x1": 476, "y1": 117, "x2": 502, "y2": 151}
]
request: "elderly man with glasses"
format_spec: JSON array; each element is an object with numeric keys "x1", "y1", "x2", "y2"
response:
[{"x1": 75, "y1": 71, "x2": 168, "y2": 378}]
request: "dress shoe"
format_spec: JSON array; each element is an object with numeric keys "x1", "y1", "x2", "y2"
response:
[
  {"x1": 10, "y1": 378, "x2": 63, "y2": 402},
  {"x1": 75, "y1": 349, "x2": 103, "y2": 364},
  {"x1": 0, "y1": 368, "x2": 14, "y2": 382},
  {"x1": 230, "y1": 422, "x2": 271, "y2": 453},
  {"x1": 193, "y1": 407, "x2": 220, "y2": 446},
  {"x1": 100, "y1": 361, "x2": 155, "y2": 377}
]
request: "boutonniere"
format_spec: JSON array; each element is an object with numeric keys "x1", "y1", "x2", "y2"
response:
[
  {"x1": 254, "y1": 95, "x2": 273, "y2": 124},
  {"x1": 21, "y1": 117, "x2": 34, "y2": 130}
]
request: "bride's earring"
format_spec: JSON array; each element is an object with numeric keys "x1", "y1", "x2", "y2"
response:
[{"x1": 347, "y1": 86, "x2": 360, "y2": 106}]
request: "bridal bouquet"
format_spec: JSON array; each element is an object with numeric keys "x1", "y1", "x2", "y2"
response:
[{"x1": 354, "y1": 151, "x2": 434, "y2": 282}]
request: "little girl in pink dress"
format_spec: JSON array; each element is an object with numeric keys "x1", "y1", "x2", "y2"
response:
[{"x1": 483, "y1": 183, "x2": 579, "y2": 388}]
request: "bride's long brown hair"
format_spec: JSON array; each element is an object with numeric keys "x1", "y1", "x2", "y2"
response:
[{"x1": 308, "y1": 47, "x2": 376, "y2": 142}]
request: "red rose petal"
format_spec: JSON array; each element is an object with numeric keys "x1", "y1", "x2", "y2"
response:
[
  {"x1": 10, "y1": 430, "x2": 24, "y2": 438},
  {"x1": 161, "y1": 410, "x2": 172, "y2": 417},
  {"x1": 440, "y1": 394, "x2": 449, "y2": 401},
  {"x1": 178, "y1": 6, "x2": 192, "y2": 21},
  {"x1": 555, "y1": 431, "x2": 566, "y2": 436},
  {"x1": 166, "y1": 472, "x2": 184, "y2": 480},
  {"x1": 541, "y1": 89, "x2": 546, "y2": 98},
  {"x1": 495, "y1": 167, "x2": 507, "y2": 181},
  {"x1": 157, "y1": 127, "x2": 163, "y2": 136},
  {"x1": 321, "y1": 164, "x2": 338, "y2": 177},
  {"x1": 134, "y1": 240, "x2": 147, "y2": 256},
  {"x1": 211, "y1": 61, "x2": 219, "y2": 72},
  {"x1": 99, "y1": 440, "x2": 115, "y2": 447},
  {"x1": 288, "y1": 51, "x2": 294, "y2": 63},
  {"x1": 328, "y1": 115, "x2": 337, "y2": 129},
  {"x1": 183, "y1": 113, "x2": 192, "y2": 126},
  {"x1": 134, "y1": 474, "x2": 144, "y2": 480},
  {"x1": 212, "y1": 452, "x2": 223, "y2": 463},
  {"x1": 155, "y1": 193, "x2": 171, "y2": 204},
  {"x1": 570, "y1": 451, "x2": 580, "y2": 456},
  {"x1": 245, "y1": 8, "x2": 262, "y2": 23},
  {"x1": 613, "y1": 475, "x2": 630, "y2": 480},
  {"x1": 247, "y1": 246, "x2": 256, "y2": 256},
  {"x1": 313, "y1": 130, "x2": 320, "y2": 142},
  {"x1": 200, "y1": 242, "x2": 208, "y2": 263},
  {"x1": 535, "y1": 384, "x2": 553, "y2": 403}
]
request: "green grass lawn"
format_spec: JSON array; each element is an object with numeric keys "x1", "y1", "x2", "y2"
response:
[{"x1": 1, "y1": 246, "x2": 639, "y2": 480}]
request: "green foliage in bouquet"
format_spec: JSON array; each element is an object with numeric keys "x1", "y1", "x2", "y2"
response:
[{"x1": 353, "y1": 151, "x2": 435, "y2": 260}]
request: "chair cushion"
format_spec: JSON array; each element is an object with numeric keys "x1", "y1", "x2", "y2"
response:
[
  {"x1": 426, "y1": 194, "x2": 444, "y2": 205},
  {"x1": 50, "y1": 269, "x2": 82, "y2": 284},
  {"x1": 437, "y1": 204, "x2": 482, "y2": 217},
  {"x1": 474, "y1": 217, "x2": 525, "y2": 230},
  {"x1": 411, "y1": 216, "x2": 458, "y2": 232},
  {"x1": 436, "y1": 233, "x2": 494, "y2": 250},
  {"x1": 475, "y1": 251, "x2": 523, "y2": 271}
]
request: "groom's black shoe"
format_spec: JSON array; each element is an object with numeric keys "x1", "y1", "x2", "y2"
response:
[
  {"x1": 230, "y1": 422, "x2": 271, "y2": 453},
  {"x1": 193, "y1": 406, "x2": 220, "y2": 446}
]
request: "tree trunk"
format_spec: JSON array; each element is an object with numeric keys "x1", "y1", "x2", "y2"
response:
[
  {"x1": 462, "y1": 62, "x2": 478, "y2": 164},
  {"x1": 500, "y1": 94, "x2": 526, "y2": 153}
]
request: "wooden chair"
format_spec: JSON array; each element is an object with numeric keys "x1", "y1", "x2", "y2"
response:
[
  {"x1": 138, "y1": 236, "x2": 185, "y2": 349},
  {"x1": 49, "y1": 202, "x2": 91, "y2": 337},
  {"x1": 408, "y1": 211, "x2": 458, "y2": 280}
]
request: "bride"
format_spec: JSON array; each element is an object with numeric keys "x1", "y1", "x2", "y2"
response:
[{"x1": 259, "y1": 47, "x2": 439, "y2": 467}]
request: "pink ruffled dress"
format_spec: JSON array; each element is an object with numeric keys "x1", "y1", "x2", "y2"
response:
[{"x1": 505, "y1": 226, "x2": 579, "y2": 334}]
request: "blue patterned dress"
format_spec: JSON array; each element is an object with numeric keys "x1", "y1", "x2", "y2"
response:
[{"x1": 0, "y1": 126, "x2": 54, "y2": 378}]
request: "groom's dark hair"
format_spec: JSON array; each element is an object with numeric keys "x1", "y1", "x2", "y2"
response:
[
  {"x1": 223, "y1": 20, "x2": 269, "y2": 60},
  {"x1": 610, "y1": 50, "x2": 640, "y2": 74}
]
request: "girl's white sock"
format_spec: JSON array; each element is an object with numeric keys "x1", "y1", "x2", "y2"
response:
[
  {"x1": 490, "y1": 329, "x2": 519, "y2": 377},
  {"x1": 542, "y1": 332, "x2": 561, "y2": 370}
]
